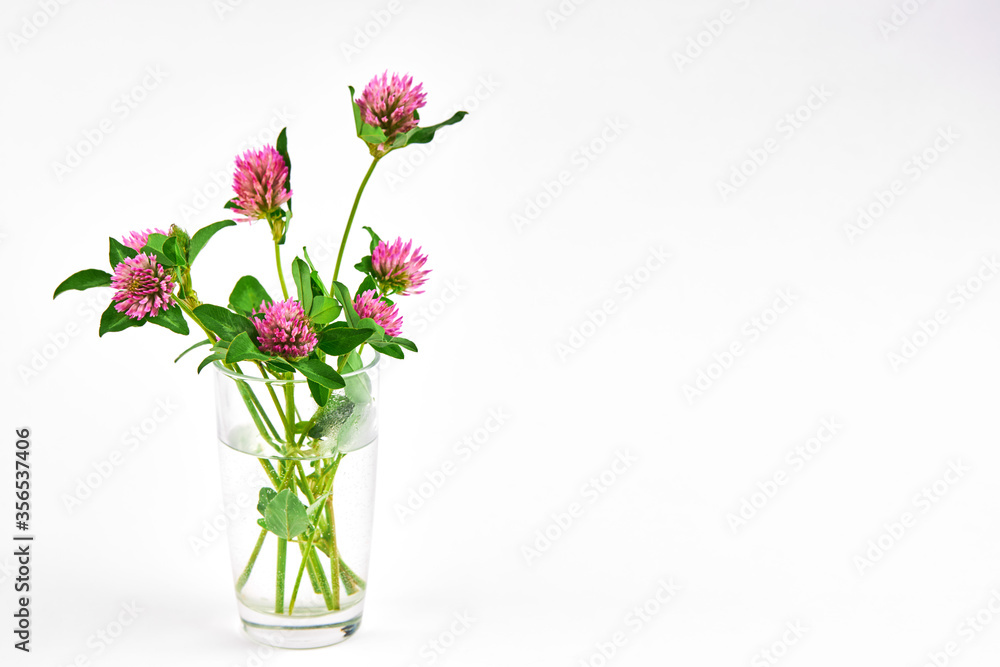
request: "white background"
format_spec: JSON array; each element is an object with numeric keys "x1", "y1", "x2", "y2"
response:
[{"x1": 3, "y1": 0, "x2": 1000, "y2": 665}]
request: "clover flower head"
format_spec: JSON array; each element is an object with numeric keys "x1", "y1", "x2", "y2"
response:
[
  {"x1": 355, "y1": 71, "x2": 427, "y2": 146},
  {"x1": 252, "y1": 299, "x2": 317, "y2": 360},
  {"x1": 371, "y1": 237, "x2": 430, "y2": 295},
  {"x1": 353, "y1": 290, "x2": 403, "y2": 338},
  {"x1": 232, "y1": 146, "x2": 292, "y2": 224},
  {"x1": 111, "y1": 253, "x2": 176, "y2": 320}
]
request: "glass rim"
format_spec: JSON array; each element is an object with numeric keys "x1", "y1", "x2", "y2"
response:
[{"x1": 213, "y1": 350, "x2": 381, "y2": 384}]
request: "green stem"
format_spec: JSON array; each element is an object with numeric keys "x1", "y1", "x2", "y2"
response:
[
  {"x1": 237, "y1": 528, "x2": 267, "y2": 592},
  {"x1": 272, "y1": 377, "x2": 299, "y2": 613},
  {"x1": 339, "y1": 556, "x2": 366, "y2": 592},
  {"x1": 233, "y1": 380, "x2": 272, "y2": 442},
  {"x1": 298, "y1": 540, "x2": 323, "y2": 596},
  {"x1": 340, "y1": 568, "x2": 357, "y2": 596},
  {"x1": 275, "y1": 240, "x2": 289, "y2": 300},
  {"x1": 320, "y1": 454, "x2": 345, "y2": 610},
  {"x1": 177, "y1": 300, "x2": 215, "y2": 342},
  {"x1": 275, "y1": 535, "x2": 287, "y2": 613},
  {"x1": 231, "y1": 361, "x2": 282, "y2": 443},
  {"x1": 245, "y1": 384, "x2": 282, "y2": 442},
  {"x1": 307, "y1": 545, "x2": 336, "y2": 609},
  {"x1": 259, "y1": 459, "x2": 280, "y2": 487},
  {"x1": 332, "y1": 157, "x2": 380, "y2": 286},
  {"x1": 292, "y1": 463, "x2": 342, "y2": 605},
  {"x1": 288, "y1": 534, "x2": 317, "y2": 614},
  {"x1": 327, "y1": 492, "x2": 340, "y2": 610},
  {"x1": 256, "y1": 362, "x2": 292, "y2": 438},
  {"x1": 278, "y1": 454, "x2": 296, "y2": 488},
  {"x1": 295, "y1": 418, "x2": 317, "y2": 448},
  {"x1": 283, "y1": 378, "x2": 296, "y2": 449},
  {"x1": 294, "y1": 462, "x2": 316, "y2": 503}
]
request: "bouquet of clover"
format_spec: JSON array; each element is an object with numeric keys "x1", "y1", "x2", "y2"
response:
[{"x1": 52, "y1": 72, "x2": 466, "y2": 644}]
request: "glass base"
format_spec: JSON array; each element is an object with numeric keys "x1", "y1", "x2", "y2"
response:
[{"x1": 238, "y1": 600, "x2": 363, "y2": 649}]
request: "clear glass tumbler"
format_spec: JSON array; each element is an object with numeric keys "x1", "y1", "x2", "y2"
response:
[{"x1": 214, "y1": 352, "x2": 380, "y2": 649}]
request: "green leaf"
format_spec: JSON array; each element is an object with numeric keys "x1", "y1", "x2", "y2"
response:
[
  {"x1": 197, "y1": 353, "x2": 224, "y2": 374},
  {"x1": 275, "y1": 128, "x2": 292, "y2": 213},
  {"x1": 276, "y1": 128, "x2": 290, "y2": 165},
  {"x1": 161, "y1": 236, "x2": 185, "y2": 267},
  {"x1": 308, "y1": 378, "x2": 329, "y2": 407},
  {"x1": 264, "y1": 489, "x2": 309, "y2": 540},
  {"x1": 266, "y1": 359, "x2": 296, "y2": 374},
  {"x1": 139, "y1": 234, "x2": 179, "y2": 267},
  {"x1": 341, "y1": 350, "x2": 373, "y2": 405},
  {"x1": 229, "y1": 276, "x2": 272, "y2": 316},
  {"x1": 393, "y1": 111, "x2": 468, "y2": 149},
  {"x1": 189, "y1": 219, "x2": 236, "y2": 264},
  {"x1": 53, "y1": 269, "x2": 112, "y2": 298},
  {"x1": 361, "y1": 226, "x2": 382, "y2": 252},
  {"x1": 307, "y1": 393, "x2": 354, "y2": 440},
  {"x1": 291, "y1": 257, "x2": 312, "y2": 313},
  {"x1": 210, "y1": 339, "x2": 230, "y2": 354},
  {"x1": 148, "y1": 306, "x2": 190, "y2": 335},
  {"x1": 193, "y1": 304, "x2": 257, "y2": 342},
  {"x1": 354, "y1": 256, "x2": 374, "y2": 279},
  {"x1": 309, "y1": 270, "x2": 329, "y2": 298},
  {"x1": 174, "y1": 339, "x2": 211, "y2": 362},
  {"x1": 387, "y1": 335, "x2": 418, "y2": 352},
  {"x1": 317, "y1": 327, "x2": 372, "y2": 356},
  {"x1": 109, "y1": 237, "x2": 137, "y2": 267},
  {"x1": 355, "y1": 275, "x2": 378, "y2": 298},
  {"x1": 257, "y1": 487, "x2": 277, "y2": 515},
  {"x1": 370, "y1": 340, "x2": 404, "y2": 359},
  {"x1": 309, "y1": 295, "x2": 341, "y2": 325},
  {"x1": 225, "y1": 331, "x2": 270, "y2": 364},
  {"x1": 98, "y1": 303, "x2": 143, "y2": 337},
  {"x1": 302, "y1": 246, "x2": 318, "y2": 273},
  {"x1": 224, "y1": 198, "x2": 240, "y2": 210},
  {"x1": 349, "y1": 85, "x2": 362, "y2": 135},
  {"x1": 359, "y1": 123, "x2": 387, "y2": 145},
  {"x1": 356, "y1": 317, "x2": 385, "y2": 339},
  {"x1": 291, "y1": 358, "x2": 345, "y2": 390},
  {"x1": 307, "y1": 493, "x2": 330, "y2": 519},
  {"x1": 142, "y1": 233, "x2": 169, "y2": 253},
  {"x1": 331, "y1": 281, "x2": 359, "y2": 327}
]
